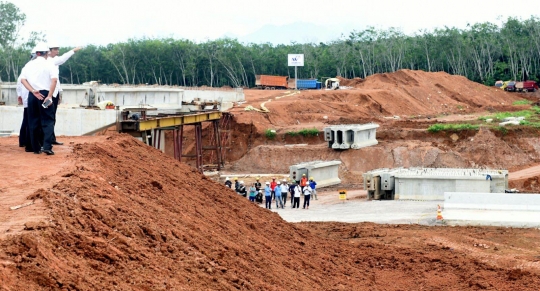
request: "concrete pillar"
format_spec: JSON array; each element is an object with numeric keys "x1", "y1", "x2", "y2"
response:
[
  {"x1": 324, "y1": 123, "x2": 379, "y2": 150},
  {"x1": 289, "y1": 160, "x2": 341, "y2": 188}
]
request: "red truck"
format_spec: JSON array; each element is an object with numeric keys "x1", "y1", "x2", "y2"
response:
[
  {"x1": 255, "y1": 75, "x2": 289, "y2": 89},
  {"x1": 515, "y1": 80, "x2": 538, "y2": 92}
]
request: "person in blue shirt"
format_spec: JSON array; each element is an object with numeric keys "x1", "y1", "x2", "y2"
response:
[
  {"x1": 264, "y1": 182, "x2": 272, "y2": 209},
  {"x1": 309, "y1": 177, "x2": 318, "y2": 200},
  {"x1": 274, "y1": 181, "x2": 284, "y2": 209}
]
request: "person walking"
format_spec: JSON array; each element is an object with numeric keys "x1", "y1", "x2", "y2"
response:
[
  {"x1": 270, "y1": 177, "x2": 277, "y2": 201},
  {"x1": 274, "y1": 181, "x2": 284, "y2": 209},
  {"x1": 234, "y1": 178, "x2": 239, "y2": 193},
  {"x1": 47, "y1": 44, "x2": 82, "y2": 145},
  {"x1": 249, "y1": 183, "x2": 257, "y2": 202},
  {"x1": 303, "y1": 184, "x2": 312, "y2": 209},
  {"x1": 280, "y1": 180, "x2": 289, "y2": 207},
  {"x1": 264, "y1": 182, "x2": 272, "y2": 209},
  {"x1": 20, "y1": 42, "x2": 58, "y2": 155},
  {"x1": 292, "y1": 183, "x2": 302, "y2": 209},
  {"x1": 309, "y1": 177, "x2": 318, "y2": 200},
  {"x1": 289, "y1": 181, "x2": 296, "y2": 206}
]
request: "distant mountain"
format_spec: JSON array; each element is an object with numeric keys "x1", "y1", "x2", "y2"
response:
[{"x1": 232, "y1": 22, "x2": 351, "y2": 45}]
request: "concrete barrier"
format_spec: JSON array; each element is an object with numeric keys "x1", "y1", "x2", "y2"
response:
[
  {"x1": 0, "y1": 106, "x2": 116, "y2": 136},
  {"x1": 289, "y1": 160, "x2": 341, "y2": 188},
  {"x1": 444, "y1": 192, "x2": 540, "y2": 211},
  {"x1": 443, "y1": 192, "x2": 540, "y2": 227},
  {"x1": 324, "y1": 123, "x2": 379, "y2": 150}
]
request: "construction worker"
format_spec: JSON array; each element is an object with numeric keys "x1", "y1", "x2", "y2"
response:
[
  {"x1": 292, "y1": 182, "x2": 302, "y2": 209},
  {"x1": 280, "y1": 179, "x2": 289, "y2": 207},
  {"x1": 303, "y1": 184, "x2": 312, "y2": 209},
  {"x1": 254, "y1": 177, "x2": 262, "y2": 192},
  {"x1": 264, "y1": 182, "x2": 272, "y2": 209},
  {"x1": 20, "y1": 42, "x2": 58, "y2": 155},
  {"x1": 274, "y1": 181, "x2": 284, "y2": 209},
  {"x1": 309, "y1": 177, "x2": 318, "y2": 200},
  {"x1": 47, "y1": 44, "x2": 82, "y2": 145},
  {"x1": 270, "y1": 177, "x2": 277, "y2": 201},
  {"x1": 224, "y1": 177, "x2": 232, "y2": 188},
  {"x1": 300, "y1": 174, "x2": 308, "y2": 191}
]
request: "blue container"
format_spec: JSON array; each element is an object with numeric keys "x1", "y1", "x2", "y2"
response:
[
  {"x1": 316, "y1": 82, "x2": 322, "y2": 89},
  {"x1": 296, "y1": 79, "x2": 318, "y2": 89}
]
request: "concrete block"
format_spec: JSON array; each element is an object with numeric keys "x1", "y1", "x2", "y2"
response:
[
  {"x1": 324, "y1": 123, "x2": 379, "y2": 150},
  {"x1": 499, "y1": 120, "x2": 520, "y2": 126},
  {"x1": 289, "y1": 160, "x2": 341, "y2": 188}
]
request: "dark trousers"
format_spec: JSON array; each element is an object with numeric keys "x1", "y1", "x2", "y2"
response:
[
  {"x1": 303, "y1": 195, "x2": 311, "y2": 208},
  {"x1": 291, "y1": 192, "x2": 294, "y2": 204},
  {"x1": 282, "y1": 193, "x2": 288, "y2": 205},
  {"x1": 52, "y1": 94, "x2": 60, "y2": 142},
  {"x1": 19, "y1": 108, "x2": 29, "y2": 147},
  {"x1": 265, "y1": 196, "x2": 272, "y2": 209},
  {"x1": 28, "y1": 91, "x2": 55, "y2": 152},
  {"x1": 293, "y1": 197, "x2": 300, "y2": 208}
]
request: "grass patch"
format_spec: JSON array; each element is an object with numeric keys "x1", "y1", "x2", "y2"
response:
[
  {"x1": 519, "y1": 120, "x2": 540, "y2": 128},
  {"x1": 479, "y1": 109, "x2": 535, "y2": 121},
  {"x1": 427, "y1": 123, "x2": 479, "y2": 133},
  {"x1": 493, "y1": 126, "x2": 508, "y2": 135},
  {"x1": 265, "y1": 129, "x2": 276, "y2": 139},
  {"x1": 513, "y1": 99, "x2": 532, "y2": 105},
  {"x1": 285, "y1": 128, "x2": 319, "y2": 137},
  {"x1": 298, "y1": 128, "x2": 319, "y2": 137}
]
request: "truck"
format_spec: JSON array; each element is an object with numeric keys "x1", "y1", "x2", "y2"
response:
[
  {"x1": 255, "y1": 75, "x2": 288, "y2": 89},
  {"x1": 515, "y1": 80, "x2": 538, "y2": 92},
  {"x1": 504, "y1": 81, "x2": 516, "y2": 92},
  {"x1": 294, "y1": 79, "x2": 321, "y2": 90}
]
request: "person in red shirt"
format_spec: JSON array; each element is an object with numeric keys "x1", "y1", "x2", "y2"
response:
[
  {"x1": 300, "y1": 174, "x2": 308, "y2": 191},
  {"x1": 270, "y1": 177, "x2": 278, "y2": 201}
]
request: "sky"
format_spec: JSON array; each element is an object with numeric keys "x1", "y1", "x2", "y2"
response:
[{"x1": 10, "y1": 0, "x2": 540, "y2": 47}]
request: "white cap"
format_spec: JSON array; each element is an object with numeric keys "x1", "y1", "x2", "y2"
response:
[
  {"x1": 225, "y1": 177, "x2": 230, "y2": 181},
  {"x1": 240, "y1": 181, "x2": 244, "y2": 184},
  {"x1": 34, "y1": 42, "x2": 49, "y2": 53},
  {"x1": 265, "y1": 182, "x2": 270, "y2": 185},
  {"x1": 277, "y1": 181, "x2": 281, "y2": 185},
  {"x1": 48, "y1": 42, "x2": 59, "y2": 49}
]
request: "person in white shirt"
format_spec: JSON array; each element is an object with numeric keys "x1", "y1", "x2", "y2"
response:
[
  {"x1": 292, "y1": 183, "x2": 302, "y2": 209},
  {"x1": 20, "y1": 42, "x2": 59, "y2": 155},
  {"x1": 303, "y1": 185, "x2": 312, "y2": 209},
  {"x1": 16, "y1": 51, "x2": 37, "y2": 150},
  {"x1": 47, "y1": 44, "x2": 82, "y2": 145},
  {"x1": 279, "y1": 180, "x2": 289, "y2": 207}
]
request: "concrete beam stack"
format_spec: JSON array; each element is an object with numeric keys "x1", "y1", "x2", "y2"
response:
[
  {"x1": 363, "y1": 167, "x2": 508, "y2": 201},
  {"x1": 324, "y1": 123, "x2": 379, "y2": 150},
  {"x1": 289, "y1": 160, "x2": 341, "y2": 188}
]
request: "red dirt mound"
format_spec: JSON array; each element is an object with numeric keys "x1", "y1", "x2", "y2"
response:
[{"x1": 1, "y1": 135, "x2": 540, "y2": 290}]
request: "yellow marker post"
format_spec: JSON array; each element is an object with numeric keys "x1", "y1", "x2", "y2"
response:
[{"x1": 338, "y1": 190, "x2": 347, "y2": 201}]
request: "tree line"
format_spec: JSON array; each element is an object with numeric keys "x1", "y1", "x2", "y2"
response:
[{"x1": 2, "y1": 1, "x2": 540, "y2": 87}]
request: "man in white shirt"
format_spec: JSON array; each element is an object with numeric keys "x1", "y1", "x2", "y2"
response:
[
  {"x1": 20, "y1": 43, "x2": 59, "y2": 155},
  {"x1": 47, "y1": 44, "x2": 82, "y2": 145},
  {"x1": 16, "y1": 50, "x2": 37, "y2": 150}
]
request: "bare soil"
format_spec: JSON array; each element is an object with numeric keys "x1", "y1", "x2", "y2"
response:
[{"x1": 3, "y1": 69, "x2": 540, "y2": 290}]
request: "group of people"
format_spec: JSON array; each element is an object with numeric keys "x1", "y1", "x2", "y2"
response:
[
  {"x1": 224, "y1": 174, "x2": 318, "y2": 210},
  {"x1": 16, "y1": 42, "x2": 82, "y2": 155}
]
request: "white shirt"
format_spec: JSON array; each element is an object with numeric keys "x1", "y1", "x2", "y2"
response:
[
  {"x1": 20, "y1": 57, "x2": 59, "y2": 93},
  {"x1": 48, "y1": 50, "x2": 75, "y2": 96},
  {"x1": 294, "y1": 186, "x2": 302, "y2": 198},
  {"x1": 303, "y1": 187, "x2": 312, "y2": 196},
  {"x1": 280, "y1": 184, "x2": 288, "y2": 193}
]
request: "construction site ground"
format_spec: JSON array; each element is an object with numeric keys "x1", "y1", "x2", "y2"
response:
[{"x1": 3, "y1": 69, "x2": 540, "y2": 289}]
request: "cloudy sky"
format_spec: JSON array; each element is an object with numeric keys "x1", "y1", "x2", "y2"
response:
[{"x1": 11, "y1": 0, "x2": 540, "y2": 47}]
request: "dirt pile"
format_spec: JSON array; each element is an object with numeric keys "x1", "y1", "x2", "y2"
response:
[{"x1": 1, "y1": 135, "x2": 540, "y2": 290}]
